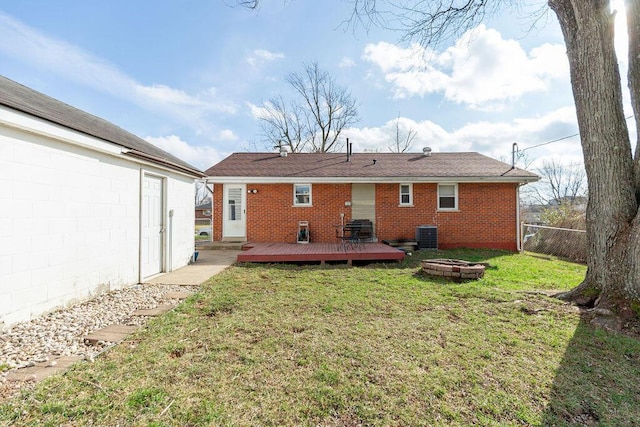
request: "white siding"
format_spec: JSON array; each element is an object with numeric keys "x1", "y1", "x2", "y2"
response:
[{"x1": 0, "y1": 112, "x2": 195, "y2": 327}]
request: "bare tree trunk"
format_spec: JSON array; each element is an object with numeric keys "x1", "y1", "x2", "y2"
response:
[
  {"x1": 628, "y1": 0, "x2": 640, "y2": 200},
  {"x1": 550, "y1": 0, "x2": 640, "y2": 319}
]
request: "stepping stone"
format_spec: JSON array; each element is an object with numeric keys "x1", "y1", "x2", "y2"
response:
[
  {"x1": 164, "y1": 291, "x2": 193, "y2": 299},
  {"x1": 6, "y1": 355, "x2": 83, "y2": 382},
  {"x1": 84, "y1": 325, "x2": 139, "y2": 346},
  {"x1": 132, "y1": 304, "x2": 173, "y2": 316}
]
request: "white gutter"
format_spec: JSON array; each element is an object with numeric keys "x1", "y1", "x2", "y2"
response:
[{"x1": 206, "y1": 175, "x2": 540, "y2": 185}]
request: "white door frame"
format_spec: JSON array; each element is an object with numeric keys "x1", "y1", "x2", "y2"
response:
[
  {"x1": 140, "y1": 171, "x2": 166, "y2": 281},
  {"x1": 222, "y1": 184, "x2": 247, "y2": 240}
]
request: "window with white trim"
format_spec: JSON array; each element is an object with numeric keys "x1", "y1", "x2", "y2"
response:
[
  {"x1": 438, "y1": 183, "x2": 458, "y2": 210},
  {"x1": 399, "y1": 183, "x2": 412, "y2": 206},
  {"x1": 294, "y1": 184, "x2": 312, "y2": 206}
]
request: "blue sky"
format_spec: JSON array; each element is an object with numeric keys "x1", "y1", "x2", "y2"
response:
[{"x1": 0, "y1": 1, "x2": 633, "y2": 171}]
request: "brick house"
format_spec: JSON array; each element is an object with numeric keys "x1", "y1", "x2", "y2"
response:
[
  {"x1": 204, "y1": 151, "x2": 539, "y2": 251},
  {"x1": 195, "y1": 201, "x2": 212, "y2": 219}
]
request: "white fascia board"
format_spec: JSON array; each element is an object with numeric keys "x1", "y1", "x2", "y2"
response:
[
  {"x1": 206, "y1": 175, "x2": 540, "y2": 184},
  {"x1": 0, "y1": 105, "x2": 124, "y2": 156},
  {"x1": 0, "y1": 106, "x2": 197, "y2": 179}
]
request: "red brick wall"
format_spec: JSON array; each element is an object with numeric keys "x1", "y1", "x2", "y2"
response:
[
  {"x1": 212, "y1": 182, "x2": 518, "y2": 250},
  {"x1": 212, "y1": 184, "x2": 223, "y2": 241},
  {"x1": 212, "y1": 183, "x2": 352, "y2": 243},
  {"x1": 195, "y1": 209, "x2": 210, "y2": 219},
  {"x1": 376, "y1": 183, "x2": 518, "y2": 251},
  {"x1": 247, "y1": 183, "x2": 352, "y2": 243}
]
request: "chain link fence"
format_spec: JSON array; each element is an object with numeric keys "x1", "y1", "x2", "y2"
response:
[{"x1": 521, "y1": 223, "x2": 587, "y2": 264}]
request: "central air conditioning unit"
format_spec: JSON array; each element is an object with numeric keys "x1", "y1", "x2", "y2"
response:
[{"x1": 416, "y1": 225, "x2": 438, "y2": 249}]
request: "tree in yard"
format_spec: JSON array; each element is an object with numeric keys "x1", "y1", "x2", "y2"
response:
[
  {"x1": 389, "y1": 115, "x2": 418, "y2": 153},
  {"x1": 256, "y1": 62, "x2": 359, "y2": 153},
  {"x1": 195, "y1": 181, "x2": 212, "y2": 205},
  {"x1": 240, "y1": 0, "x2": 640, "y2": 325}
]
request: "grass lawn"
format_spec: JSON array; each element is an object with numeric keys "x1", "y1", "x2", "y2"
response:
[{"x1": 2, "y1": 249, "x2": 640, "y2": 426}]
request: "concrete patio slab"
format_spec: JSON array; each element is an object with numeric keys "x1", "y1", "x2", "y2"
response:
[{"x1": 145, "y1": 249, "x2": 240, "y2": 286}]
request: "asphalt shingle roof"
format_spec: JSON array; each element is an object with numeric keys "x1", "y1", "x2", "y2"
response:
[
  {"x1": 205, "y1": 152, "x2": 539, "y2": 182},
  {"x1": 0, "y1": 75, "x2": 203, "y2": 177}
]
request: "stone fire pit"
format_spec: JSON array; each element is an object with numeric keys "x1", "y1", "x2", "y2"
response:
[{"x1": 421, "y1": 259, "x2": 485, "y2": 280}]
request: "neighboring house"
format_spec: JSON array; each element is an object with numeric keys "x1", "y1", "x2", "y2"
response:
[
  {"x1": 205, "y1": 151, "x2": 539, "y2": 250},
  {"x1": 0, "y1": 75, "x2": 204, "y2": 327},
  {"x1": 195, "y1": 201, "x2": 212, "y2": 219}
]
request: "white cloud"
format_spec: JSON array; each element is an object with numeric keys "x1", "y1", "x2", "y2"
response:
[
  {"x1": 362, "y1": 25, "x2": 569, "y2": 109},
  {"x1": 0, "y1": 11, "x2": 236, "y2": 122},
  {"x1": 247, "y1": 101, "x2": 269, "y2": 119},
  {"x1": 145, "y1": 135, "x2": 223, "y2": 170},
  {"x1": 246, "y1": 49, "x2": 285, "y2": 67},
  {"x1": 344, "y1": 106, "x2": 581, "y2": 168},
  {"x1": 338, "y1": 57, "x2": 356, "y2": 68},
  {"x1": 217, "y1": 129, "x2": 239, "y2": 141}
]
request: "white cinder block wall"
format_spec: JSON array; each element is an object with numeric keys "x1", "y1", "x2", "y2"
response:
[
  {"x1": 167, "y1": 177, "x2": 198, "y2": 271},
  {"x1": 0, "y1": 111, "x2": 196, "y2": 327}
]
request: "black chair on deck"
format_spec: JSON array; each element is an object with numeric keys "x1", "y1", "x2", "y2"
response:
[
  {"x1": 337, "y1": 219, "x2": 373, "y2": 250},
  {"x1": 352, "y1": 219, "x2": 373, "y2": 242}
]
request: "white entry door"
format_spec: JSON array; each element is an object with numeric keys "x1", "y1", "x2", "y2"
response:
[
  {"x1": 141, "y1": 174, "x2": 164, "y2": 278},
  {"x1": 223, "y1": 184, "x2": 246, "y2": 239}
]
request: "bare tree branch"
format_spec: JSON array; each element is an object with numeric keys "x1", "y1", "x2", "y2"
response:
[
  {"x1": 537, "y1": 159, "x2": 587, "y2": 205},
  {"x1": 389, "y1": 116, "x2": 418, "y2": 153},
  {"x1": 258, "y1": 62, "x2": 358, "y2": 153}
]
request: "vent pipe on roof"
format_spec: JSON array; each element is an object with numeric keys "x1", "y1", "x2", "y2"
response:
[
  {"x1": 511, "y1": 142, "x2": 518, "y2": 168},
  {"x1": 346, "y1": 138, "x2": 351, "y2": 162},
  {"x1": 422, "y1": 147, "x2": 432, "y2": 157}
]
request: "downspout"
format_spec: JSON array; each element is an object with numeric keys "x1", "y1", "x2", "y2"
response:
[
  {"x1": 137, "y1": 169, "x2": 143, "y2": 284},
  {"x1": 168, "y1": 209, "x2": 174, "y2": 271},
  {"x1": 516, "y1": 184, "x2": 522, "y2": 251}
]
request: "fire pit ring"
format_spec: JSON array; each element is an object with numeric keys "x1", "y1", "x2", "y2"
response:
[{"x1": 421, "y1": 259, "x2": 485, "y2": 280}]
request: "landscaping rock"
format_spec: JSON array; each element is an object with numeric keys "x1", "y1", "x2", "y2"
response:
[{"x1": 0, "y1": 284, "x2": 198, "y2": 401}]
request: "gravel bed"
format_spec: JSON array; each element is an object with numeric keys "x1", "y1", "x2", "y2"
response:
[{"x1": 0, "y1": 283, "x2": 198, "y2": 400}]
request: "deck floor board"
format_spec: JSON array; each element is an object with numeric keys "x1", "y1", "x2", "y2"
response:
[{"x1": 237, "y1": 242, "x2": 405, "y2": 264}]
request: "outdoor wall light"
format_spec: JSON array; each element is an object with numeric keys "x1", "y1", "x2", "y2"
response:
[{"x1": 247, "y1": 189, "x2": 258, "y2": 194}]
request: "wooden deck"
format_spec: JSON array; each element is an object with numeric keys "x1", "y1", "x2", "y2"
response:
[{"x1": 236, "y1": 242, "x2": 405, "y2": 264}]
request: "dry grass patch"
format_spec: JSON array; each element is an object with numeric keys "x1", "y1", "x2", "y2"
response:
[{"x1": 2, "y1": 250, "x2": 640, "y2": 426}]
